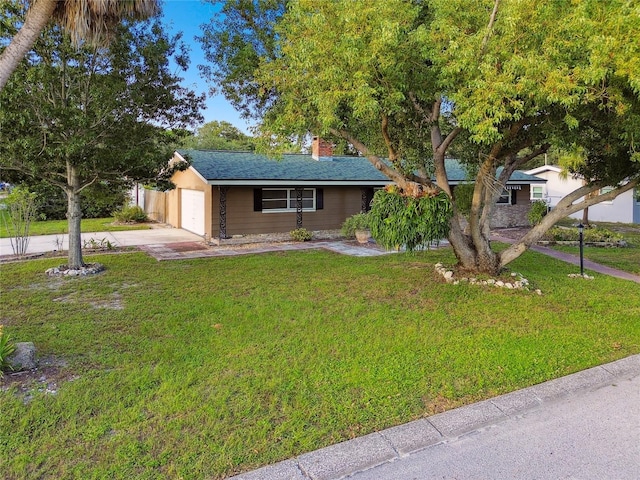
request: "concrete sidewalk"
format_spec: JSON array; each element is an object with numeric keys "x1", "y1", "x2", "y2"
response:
[
  {"x1": 0, "y1": 227, "x2": 203, "y2": 257},
  {"x1": 230, "y1": 355, "x2": 640, "y2": 480}
]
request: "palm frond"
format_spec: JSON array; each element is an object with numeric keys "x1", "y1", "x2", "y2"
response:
[{"x1": 52, "y1": 0, "x2": 159, "y2": 46}]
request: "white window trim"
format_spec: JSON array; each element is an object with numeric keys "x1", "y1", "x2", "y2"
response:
[
  {"x1": 531, "y1": 185, "x2": 545, "y2": 200},
  {"x1": 496, "y1": 189, "x2": 512, "y2": 205},
  {"x1": 262, "y1": 188, "x2": 316, "y2": 213}
]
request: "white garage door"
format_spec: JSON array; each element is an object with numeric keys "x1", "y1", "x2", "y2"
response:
[{"x1": 180, "y1": 189, "x2": 205, "y2": 236}]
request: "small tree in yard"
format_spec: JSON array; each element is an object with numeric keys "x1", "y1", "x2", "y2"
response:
[
  {"x1": 201, "y1": 0, "x2": 639, "y2": 275},
  {"x1": 0, "y1": 5, "x2": 204, "y2": 269},
  {"x1": 2, "y1": 186, "x2": 38, "y2": 257}
]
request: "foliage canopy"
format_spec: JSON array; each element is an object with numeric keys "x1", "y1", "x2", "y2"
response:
[{"x1": 201, "y1": 0, "x2": 640, "y2": 273}]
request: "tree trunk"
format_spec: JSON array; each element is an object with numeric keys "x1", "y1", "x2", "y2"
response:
[
  {"x1": 448, "y1": 214, "x2": 501, "y2": 275},
  {"x1": 66, "y1": 165, "x2": 84, "y2": 269},
  {"x1": 0, "y1": 0, "x2": 57, "y2": 90}
]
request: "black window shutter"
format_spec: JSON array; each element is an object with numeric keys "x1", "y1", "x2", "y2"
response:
[
  {"x1": 511, "y1": 188, "x2": 517, "y2": 205},
  {"x1": 254, "y1": 189, "x2": 262, "y2": 211},
  {"x1": 316, "y1": 188, "x2": 323, "y2": 210}
]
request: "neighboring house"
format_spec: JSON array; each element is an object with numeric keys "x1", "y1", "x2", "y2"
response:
[
  {"x1": 148, "y1": 138, "x2": 546, "y2": 239},
  {"x1": 525, "y1": 165, "x2": 640, "y2": 224}
]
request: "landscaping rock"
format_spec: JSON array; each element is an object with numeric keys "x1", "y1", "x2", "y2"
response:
[
  {"x1": 46, "y1": 263, "x2": 105, "y2": 277},
  {"x1": 433, "y1": 265, "x2": 538, "y2": 293},
  {"x1": 8, "y1": 342, "x2": 37, "y2": 371}
]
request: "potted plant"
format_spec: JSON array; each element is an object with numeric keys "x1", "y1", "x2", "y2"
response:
[{"x1": 341, "y1": 212, "x2": 371, "y2": 244}]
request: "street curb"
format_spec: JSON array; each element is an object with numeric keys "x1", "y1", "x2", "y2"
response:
[{"x1": 228, "y1": 354, "x2": 640, "y2": 480}]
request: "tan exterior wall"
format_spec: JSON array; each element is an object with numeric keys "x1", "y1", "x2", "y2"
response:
[
  {"x1": 210, "y1": 186, "x2": 365, "y2": 238},
  {"x1": 165, "y1": 178, "x2": 538, "y2": 236}
]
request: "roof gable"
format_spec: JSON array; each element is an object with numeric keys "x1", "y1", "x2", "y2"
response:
[{"x1": 525, "y1": 165, "x2": 563, "y2": 175}]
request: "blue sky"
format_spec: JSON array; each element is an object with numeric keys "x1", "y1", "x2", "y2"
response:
[{"x1": 161, "y1": 0, "x2": 254, "y2": 133}]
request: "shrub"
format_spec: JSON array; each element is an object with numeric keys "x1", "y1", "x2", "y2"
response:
[
  {"x1": 289, "y1": 228, "x2": 312, "y2": 242},
  {"x1": 27, "y1": 180, "x2": 129, "y2": 220},
  {"x1": 83, "y1": 237, "x2": 116, "y2": 250},
  {"x1": 369, "y1": 187, "x2": 452, "y2": 251},
  {"x1": 113, "y1": 205, "x2": 148, "y2": 223},
  {"x1": 528, "y1": 200, "x2": 548, "y2": 225},
  {"x1": 341, "y1": 212, "x2": 370, "y2": 238},
  {"x1": 2, "y1": 186, "x2": 38, "y2": 256},
  {"x1": 0, "y1": 325, "x2": 16, "y2": 377},
  {"x1": 542, "y1": 226, "x2": 624, "y2": 243}
]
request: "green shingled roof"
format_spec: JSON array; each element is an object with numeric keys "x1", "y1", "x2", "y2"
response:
[{"x1": 176, "y1": 149, "x2": 545, "y2": 185}]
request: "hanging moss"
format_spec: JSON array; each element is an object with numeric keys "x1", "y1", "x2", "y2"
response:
[{"x1": 369, "y1": 186, "x2": 453, "y2": 251}]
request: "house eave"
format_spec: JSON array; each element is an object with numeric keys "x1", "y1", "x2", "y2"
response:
[
  {"x1": 205, "y1": 178, "x2": 546, "y2": 187},
  {"x1": 206, "y1": 180, "x2": 391, "y2": 187}
]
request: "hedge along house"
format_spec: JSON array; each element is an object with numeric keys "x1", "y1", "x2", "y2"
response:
[{"x1": 155, "y1": 138, "x2": 546, "y2": 240}]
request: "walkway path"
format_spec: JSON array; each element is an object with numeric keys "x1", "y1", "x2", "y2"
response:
[{"x1": 139, "y1": 239, "x2": 401, "y2": 260}]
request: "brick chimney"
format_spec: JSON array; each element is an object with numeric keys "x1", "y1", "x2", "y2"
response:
[{"x1": 312, "y1": 137, "x2": 333, "y2": 161}]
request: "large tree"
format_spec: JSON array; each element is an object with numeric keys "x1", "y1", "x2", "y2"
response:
[
  {"x1": 202, "y1": 0, "x2": 640, "y2": 275},
  {"x1": 180, "y1": 120, "x2": 256, "y2": 151},
  {"x1": 0, "y1": 5, "x2": 204, "y2": 268},
  {"x1": 0, "y1": 0, "x2": 158, "y2": 90}
]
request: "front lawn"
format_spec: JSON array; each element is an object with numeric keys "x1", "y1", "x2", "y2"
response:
[
  {"x1": 0, "y1": 212, "x2": 152, "y2": 238},
  {"x1": 550, "y1": 221, "x2": 640, "y2": 275},
  {"x1": 1, "y1": 249, "x2": 639, "y2": 478}
]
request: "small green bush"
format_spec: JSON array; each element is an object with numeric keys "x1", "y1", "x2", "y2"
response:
[
  {"x1": 0, "y1": 325, "x2": 16, "y2": 377},
  {"x1": 289, "y1": 228, "x2": 312, "y2": 242},
  {"x1": 112, "y1": 205, "x2": 148, "y2": 223},
  {"x1": 528, "y1": 200, "x2": 548, "y2": 225},
  {"x1": 543, "y1": 226, "x2": 624, "y2": 243},
  {"x1": 341, "y1": 212, "x2": 370, "y2": 238},
  {"x1": 83, "y1": 237, "x2": 116, "y2": 250}
]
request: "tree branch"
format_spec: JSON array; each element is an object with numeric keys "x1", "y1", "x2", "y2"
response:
[
  {"x1": 437, "y1": 127, "x2": 462, "y2": 156},
  {"x1": 330, "y1": 127, "x2": 438, "y2": 191},
  {"x1": 498, "y1": 177, "x2": 639, "y2": 267},
  {"x1": 381, "y1": 113, "x2": 398, "y2": 163},
  {"x1": 480, "y1": 0, "x2": 500, "y2": 54}
]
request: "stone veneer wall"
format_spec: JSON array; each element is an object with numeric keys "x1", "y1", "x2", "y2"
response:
[{"x1": 490, "y1": 203, "x2": 532, "y2": 228}]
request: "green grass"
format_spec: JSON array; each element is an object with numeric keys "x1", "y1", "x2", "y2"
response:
[
  {"x1": 0, "y1": 212, "x2": 152, "y2": 238},
  {"x1": 550, "y1": 220, "x2": 640, "y2": 275},
  {"x1": 1, "y1": 248, "x2": 639, "y2": 479}
]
